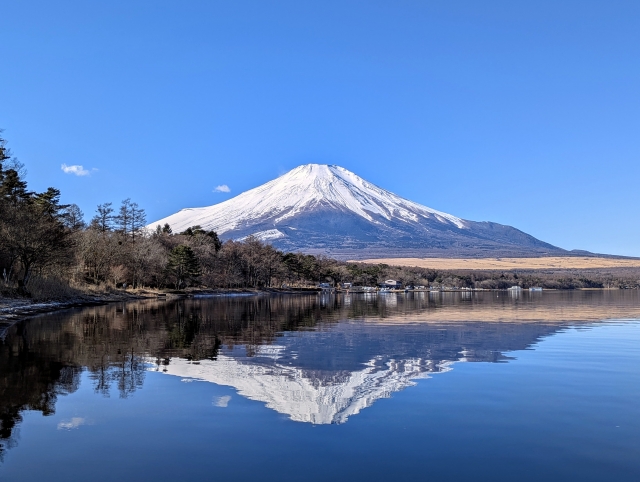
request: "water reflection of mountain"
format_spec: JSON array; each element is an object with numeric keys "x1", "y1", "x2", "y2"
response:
[
  {"x1": 1, "y1": 291, "x2": 639, "y2": 452},
  {"x1": 155, "y1": 320, "x2": 572, "y2": 424}
]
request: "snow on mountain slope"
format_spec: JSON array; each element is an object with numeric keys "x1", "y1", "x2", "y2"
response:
[
  {"x1": 150, "y1": 164, "x2": 467, "y2": 234},
  {"x1": 149, "y1": 163, "x2": 563, "y2": 257}
]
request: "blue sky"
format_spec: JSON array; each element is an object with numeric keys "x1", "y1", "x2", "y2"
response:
[{"x1": 1, "y1": 1, "x2": 639, "y2": 256}]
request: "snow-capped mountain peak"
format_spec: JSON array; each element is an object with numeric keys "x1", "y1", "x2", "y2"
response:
[
  {"x1": 149, "y1": 163, "x2": 561, "y2": 258},
  {"x1": 151, "y1": 164, "x2": 466, "y2": 235}
]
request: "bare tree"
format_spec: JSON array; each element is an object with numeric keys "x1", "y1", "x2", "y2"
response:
[
  {"x1": 91, "y1": 203, "x2": 114, "y2": 232},
  {"x1": 78, "y1": 229, "x2": 122, "y2": 284},
  {"x1": 114, "y1": 199, "x2": 146, "y2": 242},
  {"x1": 130, "y1": 202, "x2": 146, "y2": 243},
  {"x1": 115, "y1": 199, "x2": 132, "y2": 237}
]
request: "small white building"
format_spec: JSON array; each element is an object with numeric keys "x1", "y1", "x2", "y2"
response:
[{"x1": 380, "y1": 279, "x2": 402, "y2": 289}]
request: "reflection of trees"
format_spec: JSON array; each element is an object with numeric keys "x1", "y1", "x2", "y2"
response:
[
  {"x1": 0, "y1": 296, "x2": 336, "y2": 455},
  {"x1": 0, "y1": 321, "x2": 82, "y2": 459},
  {"x1": 88, "y1": 350, "x2": 146, "y2": 399},
  {"x1": 1, "y1": 291, "x2": 639, "y2": 457},
  {"x1": 116, "y1": 349, "x2": 145, "y2": 398},
  {"x1": 79, "y1": 311, "x2": 149, "y2": 398},
  {"x1": 1, "y1": 364, "x2": 81, "y2": 460}
]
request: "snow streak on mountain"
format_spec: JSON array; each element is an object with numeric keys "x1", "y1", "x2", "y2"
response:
[{"x1": 150, "y1": 164, "x2": 563, "y2": 258}]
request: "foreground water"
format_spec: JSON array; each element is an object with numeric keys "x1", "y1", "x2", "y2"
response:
[{"x1": 1, "y1": 290, "x2": 639, "y2": 481}]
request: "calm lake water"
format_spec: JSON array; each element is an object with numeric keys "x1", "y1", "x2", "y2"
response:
[{"x1": 1, "y1": 290, "x2": 639, "y2": 481}]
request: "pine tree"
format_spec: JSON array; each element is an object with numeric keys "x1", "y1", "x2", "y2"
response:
[
  {"x1": 62, "y1": 204, "x2": 86, "y2": 231},
  {"x1": 166, "y1": 245, "x2": 201, "y2": 289},
  {"x1": 33, "y1": 187, "x2": 68, "y2": 218},
  {"x1": 0, "y1": 169, "x2": 29, "y2": 206},
  {"x1": 180, "y1": 225, "x2": 222, "y2": 252}
]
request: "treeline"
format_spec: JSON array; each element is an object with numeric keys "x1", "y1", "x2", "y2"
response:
[
  {"x1": 0, "y1": 133, "x2": 78, "y2": 294},
  {"x1": 1, "y1": 132, "x2": 638, "y2": 299},
  {"x1": 0, "y1": 131, "x2": 355, "y2": 295},
  {"x1": 335, "y1": 264, "x2": 639, "y2": 290}
]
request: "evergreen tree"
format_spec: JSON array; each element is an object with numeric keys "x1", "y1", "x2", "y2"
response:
[
  {"x1": 0, "y1": 131, "x2": 10, "y2": 166},
  {"x1": 0, "y1": 169, "x2": 29, "y2": 206},
  {"x1": 166, "y1": 245, "x2": 201, "y2": 289},
  {"x1": 33, "y1": 187, "x2": 67, "y2": 218},
  {"x1": 180, "y1": 225, "x2": 222, "y2": 252},
  {"x1": 62, "y1": 204, "x2": 86, "y2": 231},
  {"x1": 0, "y1": 192, "x2": 71, "y2": 289}
]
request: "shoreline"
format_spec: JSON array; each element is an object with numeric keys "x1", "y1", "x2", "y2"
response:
[
  {"x1": 0, "y1": 287, "x2": 322, "y2": 338},
  {"x1": 0, "y1": 291, "x2": 151, "y2": 339},
  {"x1": 1, "y1": 286, "x2": 633, "y2": 339}
]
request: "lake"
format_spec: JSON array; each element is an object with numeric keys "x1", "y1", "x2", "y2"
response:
[{"x1": 1, "y1": 290, "x2": 639, "y2": 481}]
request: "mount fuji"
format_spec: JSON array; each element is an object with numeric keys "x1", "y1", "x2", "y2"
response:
[{"x1": 150, "y1": 164, "x2": 564, "y2": 258}]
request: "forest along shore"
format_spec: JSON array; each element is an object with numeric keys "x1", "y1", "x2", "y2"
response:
[{"x1": 2, "y1": 131, "x2": 639, "y2": 304}]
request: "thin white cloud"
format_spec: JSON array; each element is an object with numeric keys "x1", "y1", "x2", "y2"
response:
[
  {"x1": 214, "y1": 184, "x2": 230, "y2": 193},
  {"x1": 213, "y1": 395, "x2": 231, "y2": 407},
  {"x1": 61, "y1": 164, "x2": 90, "y2": 176},
  {"x1": 57, "y1": 417, "x2": 87, "y2": 430}
]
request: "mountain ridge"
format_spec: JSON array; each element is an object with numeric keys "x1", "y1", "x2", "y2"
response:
[{"x1": 150, "y1": 164, "x2": 566, "y2": 259}]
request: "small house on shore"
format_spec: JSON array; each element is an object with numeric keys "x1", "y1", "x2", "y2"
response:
[{"x1": 380, "y1": 279, "x2": 402, "y2": 289}]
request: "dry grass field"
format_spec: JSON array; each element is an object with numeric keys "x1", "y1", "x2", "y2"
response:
[{"x1": 356, "y1": 257, "x2": 640, "y2": 271}]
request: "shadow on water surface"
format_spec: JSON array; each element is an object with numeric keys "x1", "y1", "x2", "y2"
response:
[{"x1": 1, "y1": 290, "x2": 639, "y2": 456}]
